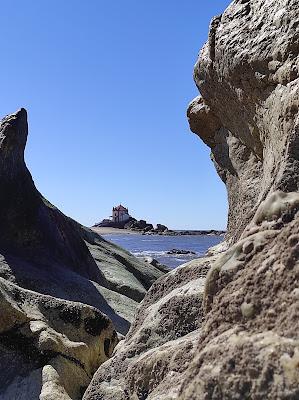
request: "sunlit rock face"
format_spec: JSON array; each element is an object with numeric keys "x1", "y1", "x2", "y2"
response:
[
  {"x1": 83, "y1": 1, "x2": 299, "y2": 399},
  {"x1": 84, "y1": 191, "x2": 299, "y2": 400},
  {"x1": 188, "y1": 0, "x2": 299, "y2": 244},
  {"x1": 0, "y1": 109, "x2": 165, "y2": 399}
]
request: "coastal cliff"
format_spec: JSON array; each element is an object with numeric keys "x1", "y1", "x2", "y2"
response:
[
  {"x1": 0, "y1": 109, "x2": 164, "y2": 399},
  {"x1": 83, "y1": 0, "x2": 299, "y2": 399}
]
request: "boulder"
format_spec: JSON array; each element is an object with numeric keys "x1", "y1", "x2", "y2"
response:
[
  {"x1": 142, "y1": 225, "x2": 153, "y2": 233},
  {"x1": 137, "y1": 219, "x2": 147, "y2": 229},
  {"x1": 143, "y1": 256, "x2": 170, "y2": 273},
  {"x1": 0, "y1": 278, "x2": 118, "y2": 400},
  {"x1": 93, "y1": 219, "x2": 114, "y2": 227},
  {"x1": 123, "y1": 218, "x2": 137, "y2": 229},
  {"x1": 156, "y1": 224, "x2": 168, "y2": 232},
  {"x1": 167, "y1": 249, "x2": 196, "y2": 255}
]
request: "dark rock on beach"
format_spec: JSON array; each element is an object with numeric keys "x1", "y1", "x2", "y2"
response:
[
  {"x1": 95, "y1": 218, "x2": 225, "y2": 236},
  {"x1": 156, "y1": 224, "x2": 168, "y2": 232},
  {"x1": 143, "y1": 256, "x2": 171, "y2": 273},
  {"x1": 167, "y1": 249, "x2": 196, "y2": 255}
]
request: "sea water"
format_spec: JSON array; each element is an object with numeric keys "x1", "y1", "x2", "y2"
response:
[{"x1": 103, "y1": 233, "x2": 223, "y2": 269}]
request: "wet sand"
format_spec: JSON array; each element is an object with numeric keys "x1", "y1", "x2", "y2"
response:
[{"x1": 91, "y1": 227, "x2": 138, "y2": 235}]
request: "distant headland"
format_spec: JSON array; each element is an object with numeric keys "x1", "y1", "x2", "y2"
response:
[{"x1": 92, "y1": 204, "x2": 225, "y2": 236}]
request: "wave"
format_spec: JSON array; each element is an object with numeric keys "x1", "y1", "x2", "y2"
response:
[
  {"x1": 133, "y1": 250, "x2": 169, "y2": 257},
  {"x1": 132, "y1": 250, "x2": 200, "y2": 258}
]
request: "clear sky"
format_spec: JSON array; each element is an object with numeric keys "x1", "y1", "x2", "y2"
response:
[{"x1": 0, "y1": 0, "x2": 231, "y2": 230}]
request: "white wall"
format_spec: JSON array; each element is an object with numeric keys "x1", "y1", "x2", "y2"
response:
[{"x1": 113, "y1": 210, "x2": 130, "y2": 222}]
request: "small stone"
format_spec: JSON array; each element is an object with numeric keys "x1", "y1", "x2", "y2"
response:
[
  {"x1": 241, "y1": 302, "x2": 255, "y2": 318},
  {"x1": 292, "y1": 288, "x2": 299, "y2": 300}
]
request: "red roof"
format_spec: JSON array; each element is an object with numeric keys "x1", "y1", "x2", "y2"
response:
[{"x1": 113, "y1": 204, "x2": 128, "y2": 211}]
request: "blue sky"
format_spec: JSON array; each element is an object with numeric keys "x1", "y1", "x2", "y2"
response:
[{"x1": 0, "y1": 0, "x2": 231, "y2": 230}]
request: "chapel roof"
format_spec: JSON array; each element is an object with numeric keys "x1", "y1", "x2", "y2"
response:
[{"x1": 113, "y1": 204, "x2": 128, "y2": 211}]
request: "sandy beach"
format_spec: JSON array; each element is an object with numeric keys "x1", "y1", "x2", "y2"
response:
[{"x1": 91, "y1": 226, "x2": 139, "y2": 235}]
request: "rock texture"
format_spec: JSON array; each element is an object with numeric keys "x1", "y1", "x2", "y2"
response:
[
  {"x1": 83, "y1": 255, "x2": 216, "y2": 400},
  {"x1": 0, "y1": 278, "x2": 118, "y2": 400},
  {"x1": 0, "y1": 109, "x2": 164, "y2": 399},
  {"x1": 85, "y1": 191, "x2": 299, "y2": 399},
  {"x1": 188, "y1": 0, "x2": 299, "y2": 244},
  {"x1": 84, "y1": 1, "x2": 299, "y2": 399}
]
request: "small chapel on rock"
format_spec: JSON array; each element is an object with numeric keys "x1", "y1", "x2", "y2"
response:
[{"x1": 111, "y1": 204, "x2": 130, "y2": 223}]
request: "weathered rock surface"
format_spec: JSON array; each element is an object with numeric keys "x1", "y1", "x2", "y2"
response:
[
  {"x1": 0, "y1": 109, "x2": 165, "y2": 399},
  {"x1": 84, "y1": 1, "x2": 299, "y2": 399},
  {"x1": 83, "y1": 255, "x2": 216, "y2": 400},
  {"x1": 84, "y1": 194, "x2": 299, "y2": 400},
  {"x1": 0, "y1": 278, "x2": 118, "y2": 400},
  {"x1": 188, "y1": 0, "x2": 299, "y2": 245}
]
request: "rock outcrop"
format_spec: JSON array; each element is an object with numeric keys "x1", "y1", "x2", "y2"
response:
[
  {"x1": 85, "y1": 191, "x2": 299, "y2": 399},
  {"x1": 83, "y1": 255, "x2": 216, "y2": 400},
  {"x1": 94, "y1": 218, "x2": 169, "y2": 234},
  {"x1": 0, "y1": 109, "x2": 165, "y2": 399},
  {"x1": 84, "y1": 1, "x2": 299, "y2": 399},
  {"x1": 0, "y1": 278, "x2": 118, "y2": 400},
  {"x1": 188, "y1": 0, "x2": 299, "y2": 245}
]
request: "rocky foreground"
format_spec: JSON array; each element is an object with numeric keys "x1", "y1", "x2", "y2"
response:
[
  {"x1": 83, "y1": 0, "x2": 299, "y2": 399},
  {"x1": 0, "y1": 109, "x2": 165, "y2": 399},
  {"x1": 1, "y1": 0, "x2": 298, "y2": 399}
]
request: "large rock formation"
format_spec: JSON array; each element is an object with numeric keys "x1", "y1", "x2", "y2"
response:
[
  {"x1": 0, "y1": 109, "x2": 164, "y2": 399},
  {"x1": 188, "y1": 0, "x2": 299, "y2": 244},
  {"x1": 85, "y1": 193, "x2": 299, "y2": 399},
  {"x1": 83, "y1": 255, "x2": 218, "y2": 400},
  {"x1": 83, "y1": 1, "x2": 299, "y2": 399}
]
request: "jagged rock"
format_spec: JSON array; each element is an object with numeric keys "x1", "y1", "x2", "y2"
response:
[
  {"x1": 155, "y1": 224, "x2": 168, "y2": 232},
  {"x1": 167, "y1": 249, "x2": 196, "y2": 255},
  {"x1": 188, "y1": 0, "x2": 299, "y2": 245},
  {"x1": 0, "y1": 109, "x2": 165, "y2": 399},
  {"x1": 143, "y1": 256, "x2": 170, "y2": 273},
  {"x1": 137, "y1": 220, "x2": 147, "y2": 228},
  {"x1": 123, "y1": 218, "x2": 137, "y2": 229},
  {"x1": 84, "y1": 1, "x2": 299, "y2": 399},
  {"x1": 143, "y1": 224, "x2": 154, "y2": 232}
]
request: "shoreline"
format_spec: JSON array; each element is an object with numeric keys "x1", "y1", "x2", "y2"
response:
[
  {"x1": 92, "y1": 226, "x2": 225, "y2": 236},
  {"x1": 92, "y1": 227, "x2": 139, "y2": 235}
]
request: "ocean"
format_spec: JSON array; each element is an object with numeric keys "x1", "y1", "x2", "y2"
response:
[{"x1": 102, "y1": 233, "x2": 223, "y2": 269}]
